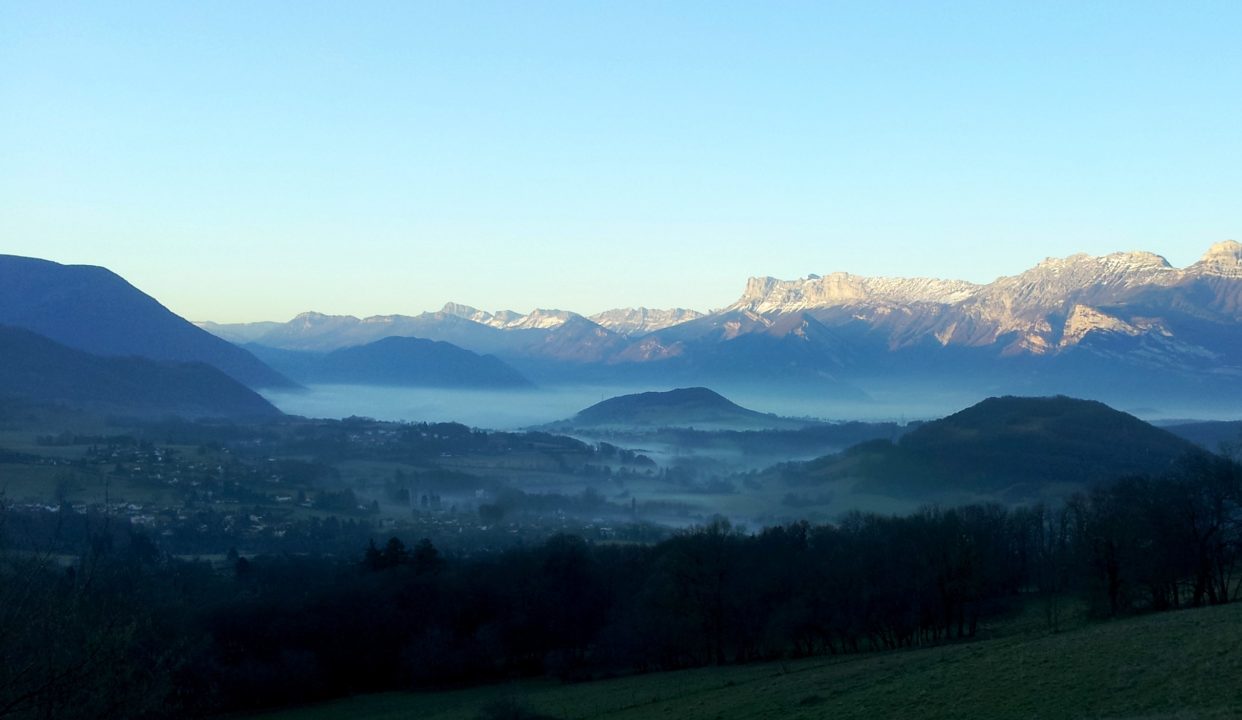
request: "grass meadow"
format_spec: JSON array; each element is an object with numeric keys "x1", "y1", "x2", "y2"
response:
[{"x1": 247, "y1": 599, "x2": 1242, "y2": 720}]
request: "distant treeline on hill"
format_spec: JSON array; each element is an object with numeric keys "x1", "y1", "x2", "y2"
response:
[{"x1": 1, "y1": 453, "x2": 1239, "y2": 719}]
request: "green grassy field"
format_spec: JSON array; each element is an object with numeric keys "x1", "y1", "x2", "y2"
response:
[
  {"x1": 0, "y1": 461, "x2": 179, "y2": 506},
  {"x1": 246, "y1": 600, "x2": 1242, "y2": 720}
]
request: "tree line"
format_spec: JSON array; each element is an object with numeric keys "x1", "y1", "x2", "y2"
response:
[{"x1": 0, "y1": 453, "x2": 1239, "y2": 719}]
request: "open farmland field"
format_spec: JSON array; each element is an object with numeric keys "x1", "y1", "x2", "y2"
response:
[{"x1": 247, "y1": 600, "x2": 1242, "y2": 720}]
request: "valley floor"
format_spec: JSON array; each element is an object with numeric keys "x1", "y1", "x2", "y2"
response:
[{"x1": 244, "y1": 600, "x2": 1242, "y2": 720}]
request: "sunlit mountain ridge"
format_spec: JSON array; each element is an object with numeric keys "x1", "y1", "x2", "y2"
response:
[{"x1": 195, "y1": 242, "x2": 1242, "y2": 409}]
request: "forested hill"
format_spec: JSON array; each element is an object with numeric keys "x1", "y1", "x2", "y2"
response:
[
  {"x1": 1163, "y1": 419, "x2": 1242, "y2": 450},
  {"x1": 900, "y1": 395, "x2": 1203, "y2": 482},
  {"x1": 6, "y1": 451, "x2": 1239, "y2": 718},
  {"x1": 769, "y1": 395, "x2": 1207, "y2": 498},
  {"x1": 0, "y1": 325, "x2": 280, "y2": 419},
  {"x1": 549, "y1": 387, "x2": 813, "y2": 430},
  {"x1": 0, "y1": 254, "x2": 294, "y2": 389}
]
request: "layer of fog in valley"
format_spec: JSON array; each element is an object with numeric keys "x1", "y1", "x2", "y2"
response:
[
  {"x1": 262, "y1": 383, "x2": 628, "y2": 429},
  {"x1": 258, "y1": 382, "x2": 1227, "y2": 530},
  {"x1": 260, "y1": 382, "x2": 1241, "y2": 429},
  {"x1": 261, "y1": 383, "x2": 971, "y2": 429},
  {"x1": 253, "y1": 383, "x2": 938, "y2": 528}
]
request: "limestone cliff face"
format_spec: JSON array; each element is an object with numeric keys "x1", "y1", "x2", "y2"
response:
[
  {"x1": 720, "y1": 242, "x2": 1242, "y2": 359},
  {"x1": 1193, "y1": 240, "x2": 1242, "y2": 278},
  {"x1": 729, "y1": 273, "x2": 980, "y2": 313},
  {"x1": 202, "y1": 241, "x2": 1242, "y2": 383}
]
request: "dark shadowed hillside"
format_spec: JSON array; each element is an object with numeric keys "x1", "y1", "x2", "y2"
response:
[
  {"x1": 0, "y1": 325, "x2": 280, "y2": 418},
  {"x1": 770, "y1": 396, "x2": 1206, "y2": 499},
  {"x1": 0, "y1": 255, "x2": 294, "y2": 389},
  {"x1": 248, "y1": 336, "x2": 533, "y2": 388}
]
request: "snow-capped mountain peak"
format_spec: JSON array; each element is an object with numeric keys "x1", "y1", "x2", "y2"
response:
[
  {"x1": 438, "y1": 303, "x2": 563, "y2": 329},
  {"x1": 589, "y1": 307, "x2": 705, "y2": 336},
  {"x1": 439, "y1": 302, "x2": 509, "y2": 327},
  {"x1": 290, "y1": 311, "x2": 356, "y2": 327},
  {"x1": 496, "y1": 309, "x2": 578, "y2": 330},
  {"x1": 705, "y1": 241, "x2": 1242, "y2": 361},
  {"x1": 197, "y1": 241, "x2": 1241, "y2": 389}
]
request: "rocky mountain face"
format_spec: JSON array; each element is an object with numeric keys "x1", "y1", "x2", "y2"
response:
[
  {"x1": 687, "y1": 242, "x2": 1230, "y2": 374},
  {"x1": 233, "y1": 306, "x2": 634, "y2": 367},
  {"x1": 588, "y1": 307, "x2": 705, "y2": 336},
  {"x1": 204, "y1": 303, "x2": 708, "y2": 351},
  {"x1": 439, "y1": 303, "x2": 574, "y2": 330},
  {"x1": 202, "y1": 241, "x2": 1242, "y2": 407},
  {"x1": 732, "y1": 242, "x2": 1241, "y2": 355},
  {"x1": 729, "y1": 273, "x2": 980, "y2": 314}
]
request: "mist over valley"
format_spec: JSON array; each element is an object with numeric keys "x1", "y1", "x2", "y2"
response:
[
  {"x1": 5, "y1": 245, "x2": 1242, "y2": 719},
  {"x1": 6, "y1": 5, "x2": 1242, "y2": 716}
]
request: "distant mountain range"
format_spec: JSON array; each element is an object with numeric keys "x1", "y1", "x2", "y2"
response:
[
  {"x1": 1161, "y1": 420, "x2": 1242, "y2": 450},
  {"x1": 725, "y1": 241, "x2": 1241, "y2": 359},
  {"x1": 200, "y1": 241, "x2": 1242, "y2": 409},
  {"x1": 541, "y1": 387, "x2": 815, "y2": 431},
  {"x1": 247, "y1": 336, "x2": 532, "y2": 389},
  {"x1": 4, "y1": 242, "x2": 1239, "y2": 417},
  {"x1": 0, "y1": 255, "x2": 294, "y2": 390},
  {"x1": 0, "y1": 255, "x2": 533, "y2": 404},
  {"x1": 226, "y1": 306, "x2": 638, "y2": 365},
  {"x1": 765, "y1": 395, "x2": 1207, "y2": 500},
  {"x1": 0, "y1": 325, "x2": 279, "y2": 418},
  {"x1": 589, "y1": 307, "x2": 706, "y2": 336}
]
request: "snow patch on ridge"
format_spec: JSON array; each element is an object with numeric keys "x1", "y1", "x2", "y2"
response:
[{"x1": 590, "y1": 307, "x2": 705, "y2": 336}]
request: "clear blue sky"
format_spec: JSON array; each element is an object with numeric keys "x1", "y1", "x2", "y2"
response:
[{"x1": 2, "y1": 1, "x2": 1239, "y2": 322}]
